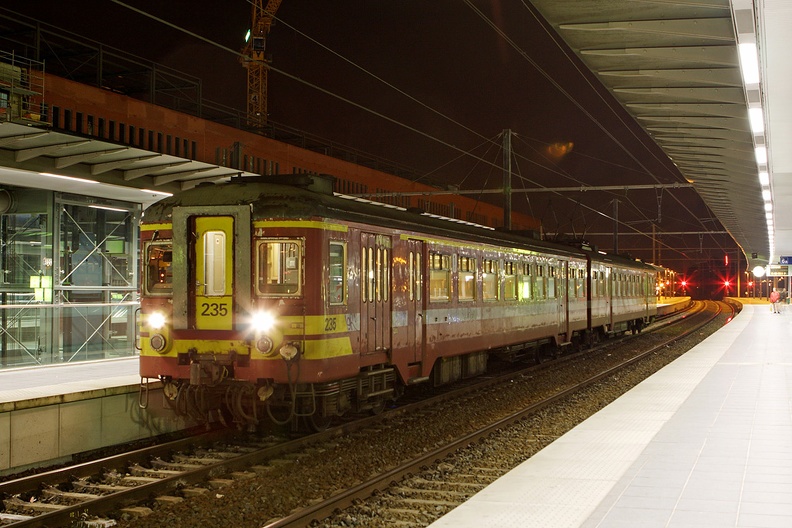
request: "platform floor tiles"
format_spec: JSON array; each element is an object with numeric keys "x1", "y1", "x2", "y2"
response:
[
  {"x1": 430, "y1": 304, "x2": 792, "y2": 528},
  {"x1": 0, "y1": 356, "x2": 139, "y2": 403}
]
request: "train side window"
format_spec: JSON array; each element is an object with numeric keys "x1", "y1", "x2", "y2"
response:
[
  {"x1": 429, "y1": 252, "x2": 450, "y2": 302},
  {"x1": 144, "y1": 242, "x2": 173, "y2": 296},
  {"x1": 367, "y1": 247, "x2": 375, "y2": 302},
  {"x1": 568, "y1": 268, "x2": 576, "y2": 298},
  {"x1": 482, "y1": 259, "x2": 498, "y2": 301},
  {"x1": 547, "y1": 266, "x2": 556, "y2": 299},
  {"x1": 504, "y1": 261, "x2": 517, "y2": 300},
  {"x1": 520, "y1": 262, "x2": 533, "y2": 300},
  {"x1": 458, "y1": 256, "x2": 476, "y2": 302},
  {"x1": 409, "y1": 251, "x2": 415, "y2": 301},
  {"x1": 256, "y1": 239, "x2": 302, "y2": 296},
  {"x1": 328, "y1": 241, "x2": 346, "y2": 305},
  {"x1": 415, "y1": 251, "x2": 422, "y2": 302},
  {"x1": 376, "y1": 248, "x2": 382, "y2": 302},
  {"x1": 535, "y1": 265, "x2": 545, "y2": 300},
  {"x1": 377, "y1": 247, "x2": 389, "y2": 302}
]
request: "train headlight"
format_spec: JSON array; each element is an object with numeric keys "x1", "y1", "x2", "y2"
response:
[
  {"x1": 251, "y1": 310, "x2": 276, "y2": 333},
  {"x1": 150, "y1": 333, "x2": 167, "y2": 352},
  {"x1": 256, "y1": 336, "x2": 275, "y2": 356},
  {"x1": 148, "y1": 311, "x2": 167, "y2": 330}
]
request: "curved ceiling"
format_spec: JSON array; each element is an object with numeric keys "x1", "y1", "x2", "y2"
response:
[{"x1": 529, "y1": 0, "x2": 770, "y2": 268}]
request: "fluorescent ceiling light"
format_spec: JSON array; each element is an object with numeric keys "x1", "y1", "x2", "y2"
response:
[
  {"x1": 759, "y1": 171, "x2": 770, "y2": 186},
  {"x1": 755, "y1": 146, "x2": 767, "y2": 164},
  {"x1": 738, "y1": 42, "x2": 760, "y2": 84},
  {"x1": 765, "y1": 203, "x2": 773, "y2": 212},
  {"x1": 39, "y1": 172, "x2": 98, "y2": 184},
  {"x1": 763, "y1": 190, "x2": 772, "y2": 201},
  {"x1": 89, "y1": 204, "x2": 128, "y2": 213},
  {"x1": 749, "y1": 107, "x2": 765, "y2": 133}
]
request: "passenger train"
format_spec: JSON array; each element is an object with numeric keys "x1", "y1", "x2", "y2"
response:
[{"x1": 139, "y1": 174, "x2": 665, "y2": 429}]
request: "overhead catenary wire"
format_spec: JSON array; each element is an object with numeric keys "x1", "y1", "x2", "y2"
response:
[{"x1": 108, "y1": 0, "x2": 718, "y2": 260}]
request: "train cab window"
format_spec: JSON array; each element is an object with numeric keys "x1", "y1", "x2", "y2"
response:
[
  {"x1": 144, "y1": 242, "x2": 173, "y2": 296},
  {"x1": 520, "y1": 262, "x2": 533, "y2": 300},
  {"x1": 328, "y1": 241, "x2": 346, "y2": 305},
  {"x1": 256, "y1": 239, "x2": 302, "y2": 296},
  {"x1": 458, "y1": 256, "x2": 476, "y2": 302},
  {"x1": 482, "y1": 259, "x2": 498, "y2": 301},
  {"x1": 203, "y1": 230, "x2": 226, "y2": 296},
  {"x1": 504, "y1": 261, "x2": 517, "y2": 300},
  {"x1": 429, "y1": 252, "x2": 451, "y2": 302}
]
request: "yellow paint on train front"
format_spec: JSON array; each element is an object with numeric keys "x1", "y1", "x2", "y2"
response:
[
  {"x1": 142, "y1": 336, "x2": 354, "y2": 360},
  {"x1": 141, "y1": 223, "x2": 172, "y2": 232},
  {"x1": 140, "y1": 338, "x2": 250, "y2": 358}
]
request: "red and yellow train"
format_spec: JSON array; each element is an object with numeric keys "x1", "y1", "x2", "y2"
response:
[{"x1": 139, "y1": 174, "x2": 663, "y2": 429}]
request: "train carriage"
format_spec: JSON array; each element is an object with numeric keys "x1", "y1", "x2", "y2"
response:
[{"x1": 139, "y1": 174, "x2": 660, "y2": 429}]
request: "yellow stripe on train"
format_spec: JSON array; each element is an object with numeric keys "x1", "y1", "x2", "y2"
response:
[
  {"x1": 142, "y1": 336, "x2": 355, "y2": 360},
  {"x1": 279, "y1": 314, "x2": 356, "y2": 335}
]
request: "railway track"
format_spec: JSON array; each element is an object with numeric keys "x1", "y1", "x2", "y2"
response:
[
  {"x1": 264, "y1": 300, "x2": 730, "y2": 528},
  {"x1": 0, "y1": 300, "x2": 725, "y2": 528}
]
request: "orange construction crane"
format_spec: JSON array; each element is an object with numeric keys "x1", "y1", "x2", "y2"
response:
[{"x1": 242, "y1": 0, "x2": 282, "y2": 128}]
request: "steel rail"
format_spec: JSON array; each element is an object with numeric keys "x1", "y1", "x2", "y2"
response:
[{"x1": 261, "y1": 301, "x2": 726, "y2": 528}]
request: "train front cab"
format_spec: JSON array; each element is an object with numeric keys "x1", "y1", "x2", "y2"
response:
[{"x1": 140, "y1": 206, "x2": 254, "y2": 388}]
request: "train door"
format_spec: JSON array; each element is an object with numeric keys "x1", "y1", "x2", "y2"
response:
[
  {"x1": 406, "y1": 239, "x2": 424, "y2": 363},
  {"x1": 191, "y1": 216, "x2": 234, "y2": 330},
  {"x1": 557, "y1": 260, "x2": 569, "y2": 342},
  {"x1": 607, "y1": 266, "x2": 615, "y2": 331},
  {"x1": 360, "y1": 232, "x2": 392, "y2": 355},
  {"x1": 170, "y1": 206, "x2": 251, "y2": 331}
]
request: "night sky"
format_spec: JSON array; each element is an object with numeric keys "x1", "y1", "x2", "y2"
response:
[{"x1": 1, "y1": 1, "x2": 737, "y2": 270}]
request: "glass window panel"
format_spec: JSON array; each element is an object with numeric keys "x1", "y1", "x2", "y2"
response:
[
  {"x1": 329, "y1": 241, "x2": 345, "y2": 304},
  {"x1": 256, "y1": 240, "x2": 302, "y2": 296},
  {"x1": 203, "y1": 231, "x2": 226, "y2": 296},
  {"x1": 144, "y1": 242, "x2": 172, "y2": 295}
]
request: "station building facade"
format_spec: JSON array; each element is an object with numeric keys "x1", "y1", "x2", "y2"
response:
[{"x1": 0, "y1": 48, "x2": 540, "y2": 370}]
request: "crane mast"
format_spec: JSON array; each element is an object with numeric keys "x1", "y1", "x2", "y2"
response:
[{"x1": 242, "y1": 0, "x2": 282, "y2": 128}]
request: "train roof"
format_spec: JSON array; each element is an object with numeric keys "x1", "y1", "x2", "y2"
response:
[{"x1": 144, "y1": 174, "x2": 657, "y2": 271}]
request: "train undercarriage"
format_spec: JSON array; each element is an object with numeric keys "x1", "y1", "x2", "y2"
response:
[
  {"x1": 154, "y1": 318, "x2": 651, "y2": 431},
  {"x1": 159, "y1": 363, "x2": 401, "y2": 432}
]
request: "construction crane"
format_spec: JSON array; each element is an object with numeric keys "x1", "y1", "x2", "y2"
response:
[{"x1": 242, "y1": 0, "x2": 283, "y2": 129}]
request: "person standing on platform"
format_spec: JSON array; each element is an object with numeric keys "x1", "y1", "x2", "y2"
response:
[{"x1": 770, "y1": 288, "x2": 781, "y2": 313}]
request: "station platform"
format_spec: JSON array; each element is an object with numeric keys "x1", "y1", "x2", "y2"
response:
[
  {"x1": 0, "y1": 357, "x2": 193, "y2": 476},
  {"x1": 656, "y1": 295, "x2": 691, "y2": 317},
  {"x1": 430, "y1": 302, "x2": 792, "y2": 528},
  {"x1": 0, "y1": 356, "x2": 140, "y2": 404}
]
